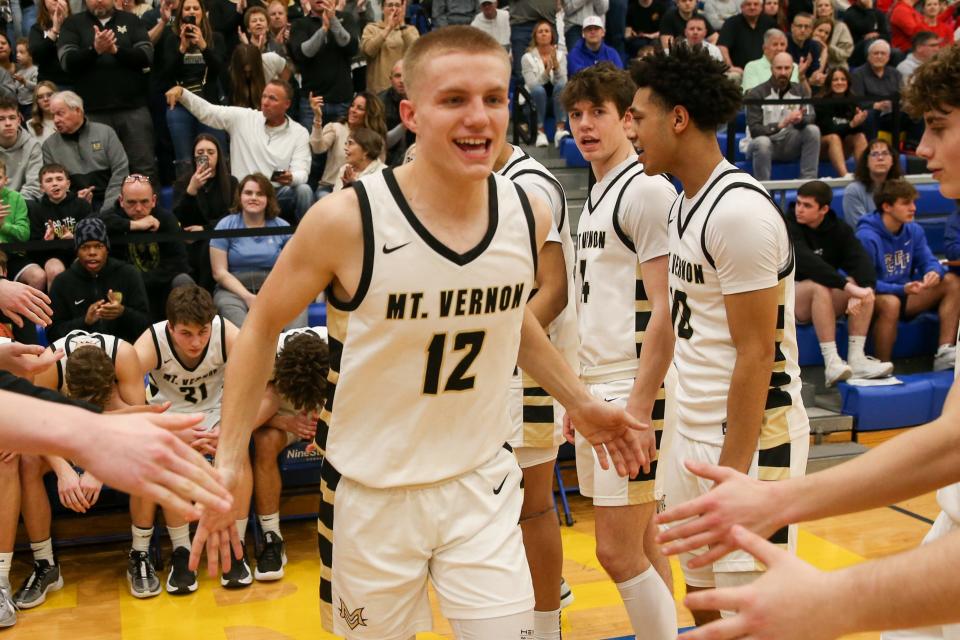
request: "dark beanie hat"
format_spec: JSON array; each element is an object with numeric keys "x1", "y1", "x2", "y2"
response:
[{"x1": 74, "y1": 218, "x2": 110, "y2": 252}]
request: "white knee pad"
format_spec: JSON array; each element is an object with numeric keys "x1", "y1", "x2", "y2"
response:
[{"x1": 449, "y1": 610, "x2": 535, "y2": 640}]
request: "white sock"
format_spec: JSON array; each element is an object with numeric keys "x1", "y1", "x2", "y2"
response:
[
  {"x1": 235, "y1": 518, "x2": 248, "y2": 542},
  {"x1": 167, "y1": 524, "x2": 191, "y2": 551},
  {"x1": 533, "y1": 608, "x2": 561, "y2": 640},
  {"x1": 616, "y1": 565, "x2": 677, "y2": 639},
  {"x1": 131, "y1": 526, "x2": 153, "y2": 553},
  {"x1": 819, "y1": 341, "x2": 840, "y2": 363},
  {"x1": 30, "y1": 538, "x2": 54, "y2": 565},
  {"x1": 0, "y1": 552, "x2": 12, "y2": 588},
  {"x1": 257, "y1": 513, "x2": 282, "y2": 538},
  {"x1": 848, "y1": 335, "x2": 867, "y2": 362},
  {"x1": 938, "y1": 343, "x2": 955, "y2": 353}
]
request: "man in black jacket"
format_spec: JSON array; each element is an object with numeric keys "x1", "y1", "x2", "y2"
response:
[
  {"x1": 98, "y1": 175, "x2": 193, "y2": 321},
  {"x1": 57, "y1": 0, "x2": 157, "y2": 181},
  {"x1": 790, "y1": 180, "x2": 893, "y2": 384},
  {"x1": 47, "y1": 217, "x2": 151, "y2": 343}
]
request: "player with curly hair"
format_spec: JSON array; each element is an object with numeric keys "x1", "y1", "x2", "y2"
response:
[{"x1": 250, "y1": 327, "x2": 329, "y2": 582}]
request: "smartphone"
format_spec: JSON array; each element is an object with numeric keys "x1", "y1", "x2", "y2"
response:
[
  {"x1": 183, "y1": 14, "x2": 196, "y2": 24},
  {"x1": 270, "y1": 169, "x2": 285, "y2": 181},
  {"x1": 196, "y1": 153, "x2": 208, "y2": 166}
]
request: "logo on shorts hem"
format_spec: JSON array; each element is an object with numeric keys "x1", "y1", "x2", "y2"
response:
[{"x1": 339, "y1": 599, "x2": 368, "y2": 630}]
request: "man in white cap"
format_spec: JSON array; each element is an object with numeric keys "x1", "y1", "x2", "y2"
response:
[
  {"x1": 472, "y1": 0, "x2": 512, "y2": 53},
  {"x1": 568, "y1": 16, "x2": 624, "y2": 75}
]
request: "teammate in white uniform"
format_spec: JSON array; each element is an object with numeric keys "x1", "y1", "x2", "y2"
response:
[
  {"x1": 647, "y1": 45, "x2": 960, "y2": 640},
  {"x1": 15, "y1": 332, "x2": 147, "y2": 609},
  {"x1": 562, "y1": 62, "x2": 679, "y2": 639},
  {"x1": 189, "y1": 27, "x2": 650, "y2": 640},
  {"x1": 131, "y1": 285, "x2": 246, "y2": 598},
  {"x1": 494, "y1": 141, "x2": 577, "y2": 638},
  {"x1": 251, "y1": 327, "x2": 328, "y2": 581},
  {"x1": 627, "y1": 45, "x2": 810, "y2": 625}
]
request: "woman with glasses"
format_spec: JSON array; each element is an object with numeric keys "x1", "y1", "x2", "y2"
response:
[
  {"x1": 209, "y1": 173, "x2": 306, "y2": 329},
  {"x1": 333, "y1": 127, "x2": 385, "y2": 192},
  {"x1": 842, "y1": 137, "x2": 901, "y2": 227},
  {"x1": 26, "y1": 79, "x2": 55, "y2": 142},
  {"x1": 360, "y1": 0, "x2": 418, "y2": 94}
]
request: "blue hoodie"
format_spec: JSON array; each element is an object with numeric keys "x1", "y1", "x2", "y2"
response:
[
  {"x1": 855, "y1": 212, "x2": 944, "y2": 296},
  {"x1": 567, "y1": 38, "x2": 624, "y2": 77}
]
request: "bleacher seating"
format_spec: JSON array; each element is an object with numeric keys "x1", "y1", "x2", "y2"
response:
[
  {"x1": 796, "y1": 312, "x2": 939, "y2": 366},
  {"x1": 839, "y1": 370, "x2": 952, "y2": 432}
]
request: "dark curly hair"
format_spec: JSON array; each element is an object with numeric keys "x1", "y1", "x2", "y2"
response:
[
  {"x1": 629, "y1": 44, "x2": 742, "y2": 131},
  {"x1": 561, "y1": 62, "x2": 636, "y2": 117},
  {"x1": 65, "y1": 346, "x2": 115, "y2": 409},
  {"x1": 273, "y1": 333, "x2": 329, "y2": 415},
  {"x1": 903, "y1": 43, "x2": 960, "y2": 117}
]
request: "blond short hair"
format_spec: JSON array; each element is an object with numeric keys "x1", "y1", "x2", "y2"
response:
[{"x1": 402, "y1": 26, "x2": 509, "y2": 98}]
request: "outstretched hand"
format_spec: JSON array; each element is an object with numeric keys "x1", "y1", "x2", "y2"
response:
[
  {"x1": 189, "y1": 466, "x2": 244, "y2": 576},
  {"x1": 0, "y1": 343, "x2": 62, "y2": 378},
  {"x1": 565, "y1": 396, "x2": 649, "y2": 478},
  {"x1": 0, "y1": 280, "x2": 53, "y2": 327}
]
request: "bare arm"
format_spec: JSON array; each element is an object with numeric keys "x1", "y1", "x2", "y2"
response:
[
  {"x1": 210, "y1": 247, "x2": 256, "y2": 304},
  {"x1": 116, "y1": 341, "x2": 147, "y2": 406},
  {"x1": 526, "y1": 241, "x2": 568, "y2": 328},
  {"x1": 625, "y1": 255, "x2": 674, "y2": 423}
]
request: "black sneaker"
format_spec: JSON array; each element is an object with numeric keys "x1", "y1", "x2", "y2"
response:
[
  {"x1": 254, "y1": 531, "x2": 287, "y2": 581},
  {"x1": 220, "y1": 543, "x2": 252, "y2": 589},
  {"x1": 166, "y1": 547, "x2": 198, "y2": 595},
  {"x1": 13, "y1": 560, "x2": 63, "y2": 609},
  {"x1": 127, "y1": 550, "x2": 161, "y2": 598}
]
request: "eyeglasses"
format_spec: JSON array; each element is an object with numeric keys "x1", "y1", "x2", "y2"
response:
[
  {"x1": 124, "y1": 174, "x2": 152, "y2": 183},
  {"x1": 869, "y1": 151, "x2": 891, "y2": 158}
]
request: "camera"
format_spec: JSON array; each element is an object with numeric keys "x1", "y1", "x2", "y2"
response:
[
  {"x1": 196, "y1": 154, "x2": 208, "y2": 166},
  {"x1": 270, "y1": 169, "x2": 285, "y2": 181},
  {"x1": 183, "y1": 15, "x2": 196, "y2": 24}
]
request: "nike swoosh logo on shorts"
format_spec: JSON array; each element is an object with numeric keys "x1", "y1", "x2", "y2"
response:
[
  {"x1": 493, "y1": 474, "x2": 508, "y2": 495},
  {"x1": 383, "y1": 242, "x2": 411, "y2": 254}
]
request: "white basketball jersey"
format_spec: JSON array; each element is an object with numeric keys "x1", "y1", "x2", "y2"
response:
[
  {"x1": 575, "y1": 155, "x2": 676, "y2": 373},
  {"x1": 668, "y1": 160, "x2": 808, "y2": 447},
  {"x1": 147, "y1": 315, "x2": 227, "y2": 416},
  {"x1": 51, "y1": 330, "x2": 122, "y2": 393},
  {"x1": 319, "y1": 168, "x2": 537, "y2": 488}
]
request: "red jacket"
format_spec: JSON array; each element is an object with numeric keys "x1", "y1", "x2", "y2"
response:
[{"x1": 889, "y1": 0, "x2": 955, "y2": 50}]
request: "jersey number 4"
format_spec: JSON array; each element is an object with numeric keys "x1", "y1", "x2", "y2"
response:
[
  {"x1": 423, "y1": 330, "x2": 486, "y2": 395},
  {"x1": 671, "y1": 289, "x2": 694, "y2": 339},
  {"x1": 179, "y1": 382, "x2": 209, "y2": 404}
]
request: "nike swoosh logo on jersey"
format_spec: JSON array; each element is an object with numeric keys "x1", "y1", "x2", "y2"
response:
[
  {"x1": 383, "y1": 242, "x2": 411, "y2": 254},
  {"x1": 74, "y1": 299, "x2": 85, "y2": 305},
  {"x1": 604, "y1": 397, "x2": 617, "y2": 402},
  {"x1": 493, "y1": 474, "x2": 508, "y2": 495}
]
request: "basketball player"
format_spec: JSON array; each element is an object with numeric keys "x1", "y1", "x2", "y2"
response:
[
  {"x1": 561, "y1": 62, "x2": 679, "y2": 638},
  {"x1": 131, "y1": 284, "x2": 250, "y2": 597},
  {"x1": 189, "y1": 27, "x2": 649, "y2": 640},
  {"x1": 653, "y1": 44, "x2": 960, "y2": 640},
  {"x1": 14, "y1": 334, "x2": 146, "y2": 610},
  {"x1": 493, "y1": 135, "x2": 577, "y2": 636},
  {"x1": 251, "y1": 327, "x2": 329, "y2": 582},
  {"x1": 628, "y1": 44, "x2": 811, "y2": 625}
]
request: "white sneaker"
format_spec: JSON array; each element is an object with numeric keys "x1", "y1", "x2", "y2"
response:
[
  {"x1": 559, "y1": 577, "x2": 574, "y2": 609},
  {"x1": 554, "y1": 129, "x2": 570, "y2": 148},
  {"x1": 824, "y1": 357, "x2": 853, "y2": 386},
  {"x1": 848, "y1": 355, "x2": 894, "y2": 379},
  {"x1": 934, "y1": 345, "x2": 957, "y2": 371},
  {"x1": 535, "y1": 131, "x2": 548, "y2": 147}
]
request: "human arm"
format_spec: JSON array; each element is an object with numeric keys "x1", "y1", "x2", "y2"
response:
[
  {"x1": 309, "y1": 121, "x2": 339, "y2": 154},
  {"x1": 856, "y1": 230, "x2": 904, "y2": 295},
  {"x1": 359, "y1": 20, "x2": 388, "y2": 57},
  {"x1": 114, "y1": 18, "x2": 154, "y2": 70},
  {"x1": 0, "y1": 192, "x2": 31, "y2": 242},
  {"x1": 19, "y1": 144, "x2": 43, "y2": 201},
  {"x1": 912, "y1": 227, "x2": 946, "y2": 281},
  {"x1": 57, "y1": 16, "x2": 99, "y2": 73},
  {"x1": 520, "y1": 51, "x2": 545, "y2": 89},
  {"x1": 210, "y1": 245, "x2": 257, "y2": 308},
  {"x1": 527, "y1": 240, "x2": 567, "y2": 328},
  {"x1": 745, "y1": 89, "x2": 780, "y2": 137},
  {"x1": 115, "y1": 341, "x2": 148, "y2": 406},
  {"x1": 0, "y1": 343, "x2": 61, "y2": 380},
  {"x1": 170, "y1": 86, "x2": 243, "y2": 132},
  {"x1": 289, "y1": 132, "x2": 312, "y2": 186},
  {"x1": 837, "y1": 222, "x2": 878, "y2": 288},
  {"x1": 719, "y1": 45, "x2": 741, "y2": 73},
  {"x1": 327, "y1": 13, "x2": 355, "y2": 49}
]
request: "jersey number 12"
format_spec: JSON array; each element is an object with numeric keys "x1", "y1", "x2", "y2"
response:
[
  {"x1": 423, "y1": 330, "x2": 486, "y2": 395},
  {"x1": 671, "y1": 289, "x2": 694, "y2": 339}
]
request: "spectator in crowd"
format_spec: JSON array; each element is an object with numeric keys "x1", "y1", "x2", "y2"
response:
[
  {"x1": 27, "y1": 0, "x2": 69, "y2": 88},
  {"x1": 432, "y1": 0, "x2": 477, "y2": 27},
  {"x1": 309, "y1": 90, "x2": 386, "y2": 197},
  {"x1": 173, "y1": 133, "x2": 237, "y2": 289},
  {"x1": 842, "y1": 137, "x2": 900, "y2": 227},
  {"x1": 0, "y1": 35, "x2": 27, "y2": 108},
  {"x1": 58, "y1": 0, "x2": 156, "y2": 181},
  {"x1": 163, "y1": 0, "x2": 227, "y2": 176},
  {"x1": 624, "y1": 0, "x2": 665, "y2": 59},
  {"x1": 850, "y1": 39, "x2": 905, "y2": 140},
  {"x1": 919, "y1": 0, "x2": 955, "y2": 45},
  {"x1": 718, "y1": 0, "x2": 777, "y2": 79},
  {"x1": 14, "y1": 38, "x2": 38, "y2": 117},
  {"x1": 42, "y1": 91, "x2": 129, "y2": 212},
  {"x1": 843, "y1": 0, "x2": 889, "y2": 67},
  {"x1": 704, "y1": 0, "x2": 738, "y2": 31},
  {"x1": 0, "y1": 157, "x2": 31, "y2": 281},
  {"x1": 787, "y1": 12, "x2": 826, "y2": 83},
  {"x1": 790, "y1": 180, "x2": 892, "y2": 384},
  {"x1": 240, "y1": 5, "x2": 273, "y2": 51},
  {"x1": 378, "y1": 59, "x2": 412, "y2": 166},
  {"x1": 816, "y1": 67, "x2": 868, "y2": 178},
  {"x1": 209, "y1": 173, "x2": 304, "y2": 329},
  {"x1": 605, "y1": 0, "x2": 627, "y2": 61},
  {"x1": 509, "y1": 0, "x2": 558, "y2": 81},
  {"x1": 0, "y1": 95, "x2": 41, "y2": 200},
  {"x1": 741, "y1": 28, "x2": 798, "y2": 91},
  {"x1": 563, "y1": 0, "x2": 608, "y2": 49},
  {"x1": 813, "y1": 0, "x2": 853, "y2": 68},
  {"x1": 47, "y1": 217, "x2": 151, "y2": 343},
  {"x1": 26, "y1": 80, "x2": 55, "y2": 142},
  {"x1": 266, "y1": 0, "x2": 292, "y2": 57},
  {"x1": 568, "y1": 16, "x2": 622, "y2": 74},
  {"x1": 763, "y1": 0, "x2": 786, "y2": 30},
  {"x1": 19, "y1": 163, "x2": 90, "y2": 292},
  {"x1": 289, "y1": 0, "x2": 358, "y2": 133},
  {"x1": 681, "y1": 14, "x2": 723, "y2": 60},
  {"x1": 225, "y1": 44, "x2": 278, "y2": 109},
  {"x1": 166, "y1": 79, "x2": 315, "y2": 222},
  {"x1": 360, "y1": 0, "x2": 418, "y2": 94},
  {"x1": 896, "y1": 30, "x2": 940, "y2": 83},
  {"x1": 857, "y1": 178, "x2": 960, "y2": 369},
  {"x1": 944, "y1": 207, "x2": 960, "y2": 276},
  {"x1": 522, "y1": 18, "x2": 568, "y2": 148},
  {"x1": 890, "y1": 0, "x2": 952, "y2": 52},
  {"x1": 659, "y1": 0, "x2": 713, "y2": 50},
  {"x1": 471, "y1": 0, "x2": 511, "y2": 53},
  {"x1": 334, "y1": 127, "x2": 385, "y2": 192},
  {"x1": 746, "y1": 51, "x2": 820, "y2": 181},
  {"x1": 98, "y1": 174, "x2": 194, "y2": 320},
  {"x1": 144, "y1": 0, "x2": 180, "y2": 47}
]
